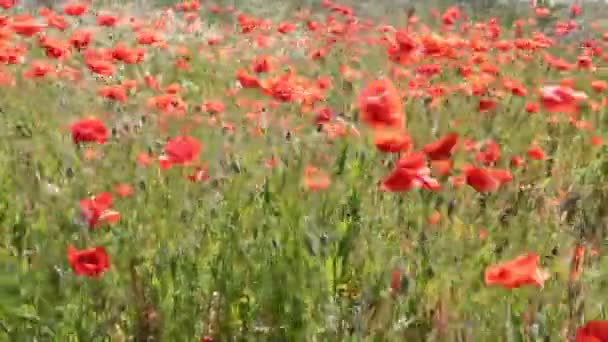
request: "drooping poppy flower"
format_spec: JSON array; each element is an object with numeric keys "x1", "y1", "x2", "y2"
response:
[
  {"x1": 79, "y1": 192, "x2": 120, "y2": 229},
  {"x1": 423, "y1": 132, "x2": 458, "y2": 160},
  {"x1": 67, "y1": 246, "x2": 109, "y2": 277},
  {"x1": 539, "y1": 85, "x2": 587, "y2": 115},
  {"x1": 485, "y1": 252, "x2": 549, "y2": 289},
  {"x1": 163, "y1": 136, "x2": 202, "y2": 166},
  {"x1": 576, "y1": 321, "x2": 608, "y2": 342},
  {"x1": 357, "y1": 78, "x2": 404, "y2": 130},
  {"x1": 70, "y1": 118, "x2": 108, "y2": 144}
]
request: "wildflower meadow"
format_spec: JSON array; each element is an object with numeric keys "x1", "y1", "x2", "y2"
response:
[{"x1": 1, "y1": 0, "x2": 608, "y2": 340}]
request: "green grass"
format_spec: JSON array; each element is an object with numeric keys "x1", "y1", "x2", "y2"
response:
[{"x1": 1, "y1": 0, "x2": 608, "y2": 340}]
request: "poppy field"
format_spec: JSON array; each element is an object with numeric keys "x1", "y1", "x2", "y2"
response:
[{"x1": 3, "y1": 0, "x2": 608, "y2": 340}]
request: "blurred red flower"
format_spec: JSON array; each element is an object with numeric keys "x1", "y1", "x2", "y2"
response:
[
  {"x1": 70, "y1": 118, "x2": 108, "y2": 145},
  {"x1": 357, "y1": 79, "x2": 404, "y2": 130},
  {"x1": 485, "y1": 252, "x2": 549, "y2": 289}
]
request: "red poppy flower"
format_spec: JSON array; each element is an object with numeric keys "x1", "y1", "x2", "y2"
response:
[
  {"x1": 46, "y1": 14, "x2": 69, "y2": 31},
  {"x1": 250, "y1": 55, "x2": 273, "y2": 74},
  {"x1": 527, "y1": 146, "x2": 545, "y2": 160},
  {"x1": 64, "y1": 2, "x2": 87, "y2": 16},
  {"x1": 570, "y1": 4, "x2": 582, "y2": 17},
  {"x1": 535, "y1": 7, "x2": 550, "y2": 18},
  {"x1": 201, "y1": 101, "x2": 225, "y2": 114},
  {"x1": 112, "y1": 44, "x2": 145, "y2": 64},
  {"x1": 381, "y1": 151, "x2": 439, "y2": 192},
  {"x1": 303, "y1": 166, "x2": 330, "y2": 191},
  {"x1": 39, "y1": 36, "x2": 70, "y2": 60},
  {"x1": 79, "y1": 192, "x2": 120, "y2": 229},
  {"x1": 69, "y1": 29, "x2": 92, "y2": 50},
  {"x1": 576, "y1": 321, "x2": 608, "y2": 342},
  {"x1": 373, "y1": 130, "x2": 412, "y2": 153},
  {"x1": 315, "y1": 106, "x2": 333, "y2": 125},
  {"x1": 431, "y1": 159, "x2": 452, "y2": 176},
  {"x1": 423, "y1": 132, "x2": 458, "y2": 160},
  {"x1": 475, "y1": 140, "x2": 501, "y2": 166},
  {"x1": 591, "y1": 80, "x2": 607, "y2": 93},
  {"x1": 136, "y1": 30, "x2": 162, "y2": 45},
  {"x1": 463, "y1": 165, "x2": 511, "y2": 193},
  {"x1": 525, "y1": 102, "x2": 540, "y2": 113},
  {"x1": 69, "y1": 118, "x2": 108, "y2": 145},
  {"x1": 485, "y1": 252, "x2": 549, "y2": 289},
  {"x1": 510, "y1": 156, "x2": 525, "y2": 168},
  {"x1": 98, "y1": 85, "x2": 127, "y2": 103},
  {"x1": 85, "y1": 58, "x2": 115, "y2": 77},
  {"x1": 539, "y1": 85, "x2": 587, "y2": 115},
  {"x1": 114, "y1": 183, "x2": 134, "y2": 197},
  {"x1": 97, "y1": 13, "x2": 118, "y2": 27},
  {"x1": 164, "y1": 136, "x2": 202, "y2": 166},
  {"x1": 0, "y1": 0, "x2": 17, "y2": 9},
  {"x1": 464, "y1": 166, "x2": 499, "y2": 193},
  {"x1": 357, "y1": 79, "x2": 404, "y2": 130},
  {"x1": 277, "y1": 21, "x2": 296, "y2": 34},
  {"x1": 67, "y1": 246, "x2": 109, "y2": 277},
  {"x1": 236, "y1": 69, "x2": 260, "y2": 88},
  {"x1": 479, "y1": 98, "x2": 497, "y2": 112},
  {"x1": 23, "y1": 61, "x2": 53, "y2": 79},
  {"x1": 11, "y1": 19, "x2": 45, "y2": 36}
]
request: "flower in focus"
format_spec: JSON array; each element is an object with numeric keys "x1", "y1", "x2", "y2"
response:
[{"x1": 67, "y1": 245, "x2": 109, "y2": 277}]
